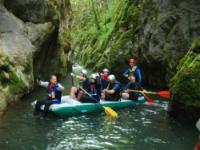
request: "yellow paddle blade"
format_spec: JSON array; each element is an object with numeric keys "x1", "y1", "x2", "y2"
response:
[{"x1": 103, "y1": 106, "x2": 118, "y2": 118}]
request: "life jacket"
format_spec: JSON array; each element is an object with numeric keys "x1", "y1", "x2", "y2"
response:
[
  {"x1": 128, "y1": 66, "x2": 137, "y2": 79},
  {"x1": 48, "y1": 83, "x2": 55, "y2": 95},
  {"x1": 47, "y1": 83, "x2": 62, "y2": 101},
  {"x1": 103, "y1": 74, "x2": 108, "y2": 81}
]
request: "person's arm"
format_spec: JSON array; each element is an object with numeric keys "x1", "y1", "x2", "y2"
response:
[
  {"x1": 105, "y1": 83, "x2": 120, "y2": 94},
  {"x1": 57, "y1": 83, "x2": 65, "y2": 91},
  {"x1": 105, "y1": 89, "x2": 115, "y2": 94},
  {"x1": 71, "y1": 73, "x2": 86, "y2": 81},
  {"x1": 123, "y1": 69, "x2": 129, "y2": 78},
  {"x1": 76, "y1": 75, "x2": 87, "y2": 81},
  {"x1": 38, "y1": 80, "x2": 49, "y2": 88}
]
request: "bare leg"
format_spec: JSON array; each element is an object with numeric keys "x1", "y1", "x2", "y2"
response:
[
  {"x1": 70, "y1": 87, "x2": 78, "y2": 99},
  {"x1": 122, "y1": 93, "x2": 129, "y2": 99},
  {"x1": 101, "y1": 93, "x2": 106, "y2": 100},
  {"x1": 77, "y1": 91, "x2": 84, "y2": 101}
]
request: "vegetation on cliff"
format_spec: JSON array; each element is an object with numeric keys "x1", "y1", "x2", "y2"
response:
[
  {"x1": 71, "y1": 0, "x2": 141, "y2": 74},
  {"x1": 169, "y1": 37, "x2": 200, "y2": 118}
]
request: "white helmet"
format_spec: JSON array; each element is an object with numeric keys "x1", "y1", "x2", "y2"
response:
[
  {"x1": 81, "y1": 69, "x2": 88, "y2": 75},
  {"x1": 90, "y1": 74, "x2": 96, "y2": 80},
  {"x1": 103, "y1": 68, "x2": 109, "y2": 73},
  {"x1": 108, "y1": 74, "x2": 116, "y2": 81}
]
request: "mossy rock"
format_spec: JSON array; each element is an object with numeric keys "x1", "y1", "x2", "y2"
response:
[
  {"x1": 0, "y1": 54, "x2": 27, "y2": 93},
  {"x1": 169, "y1": 37, "x2": 200, "y2": 118}
]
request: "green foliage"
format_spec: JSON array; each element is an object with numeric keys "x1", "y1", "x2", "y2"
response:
[
  {"x1": 70, "y1": 0, "x2": 141, "y2": 72},
  {"x1": 170, "y1": 37, "x2": 200, "y2": 108}
]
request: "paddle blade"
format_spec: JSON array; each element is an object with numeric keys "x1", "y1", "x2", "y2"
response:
[
  {"x1": 103, "y1": 106, "x2": 118, "y2": 118},
  {"x1": 144, "y1": 95, "x2": 154, "y2": 103},
  {"x1": 158, "y1": 91, "x2": 170, "y2": 99}
]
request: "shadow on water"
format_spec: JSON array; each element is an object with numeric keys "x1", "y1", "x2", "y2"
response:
[{"x1": 0, "y1": 75, "x2": 198, "y2": 150}]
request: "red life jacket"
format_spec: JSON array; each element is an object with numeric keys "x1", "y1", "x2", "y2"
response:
[
  {"x1": 48, "y1": 83, "x2": 53, "y2": 91},
  {"x1": 103, "y1": 74, "x2": 108, "y2": 81}
]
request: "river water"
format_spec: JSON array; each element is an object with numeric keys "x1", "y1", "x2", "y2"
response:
[{"x1": 0, "y1": 76, "x2": 198, "y2": 150}]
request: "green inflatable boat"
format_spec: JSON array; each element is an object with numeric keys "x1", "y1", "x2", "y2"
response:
[{"x1": 32, "y1": 96, "x2": 146, "y2": 116}]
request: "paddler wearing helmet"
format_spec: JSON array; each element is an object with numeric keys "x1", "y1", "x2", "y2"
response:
[
  {"x1": 123, "y1": 58, "x2": 142, "y2": 84},
  {"x1": 77, "y1": 73, "x2": 101, "y2": 103},
  {"x1": 70, "y1": 69, "x2": 90, "y2": 99},
  {"x1": 101, "y1": 74, "x2": 121, "y2": 101}
]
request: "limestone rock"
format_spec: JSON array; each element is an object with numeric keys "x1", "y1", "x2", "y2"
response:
[
  {"x1": 0, "y1": 0, "x2": 71, "y2": 114},
  {"x1": 169, "y1": 37, "x2": 200, "y2": 119}
]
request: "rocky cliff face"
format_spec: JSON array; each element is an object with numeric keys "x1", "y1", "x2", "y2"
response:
[
  {"x1": 138, "y1": 0, "x2": 200, "y2": 87},
  {"x1": 0, "y1": 0, "x2": 199, "y2": 117},
  {"x1": 0, "y1": 0, "x2": 71, "y2": 114},
  {"x1": 169, "y1": 37, "x2": 200, "y2": 119},
  {"x1": 71, "y1": 0, "x2": 200, "y2": 87},
  {"x1": 71, "y1": 0, "x2": 200, "y2": 117}
]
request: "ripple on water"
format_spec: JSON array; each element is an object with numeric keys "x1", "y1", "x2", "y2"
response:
[
  {"x1": 144, "y1": 137, "x2": 167, "y2": 144},
  {"x1": 0, "y1": 95, "x2": 197, "y2": 150}
]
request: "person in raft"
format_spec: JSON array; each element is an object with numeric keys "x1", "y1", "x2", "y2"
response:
[
  {"x1": 100, "y1": 68, "x2": 109, "y2": 90},
  {"x1": 34, "y1": 75, "x2": 64, "y2": 114},
  {"x1": 70, "y1": 69, "x2": 90, "y2": 99},
  {"x1": 101, "y1": 74, "x2": 121, "y2": 101},
  {"x1": 77, "y1": 74, "x2": 101, "y2": 103},
  {"x1": 123, "y1": 58, "x2": 142, "y2": 84},
  {"x1": 122, "y1": 76, "x2": 144, "y2": 101}
]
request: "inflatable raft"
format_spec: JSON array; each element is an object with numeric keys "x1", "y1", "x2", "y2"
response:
[{"x1": 32, "y1": 96, "x2": 146, "y2": 116}]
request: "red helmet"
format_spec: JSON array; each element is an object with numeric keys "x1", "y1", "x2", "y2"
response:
[{"x1": 129, "y1": 58, "x2": 136, "y2": 64}]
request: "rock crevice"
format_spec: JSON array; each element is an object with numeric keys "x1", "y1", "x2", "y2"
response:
[{"x1": 0, "y1": 0, "x2": 71, "y2": 114}]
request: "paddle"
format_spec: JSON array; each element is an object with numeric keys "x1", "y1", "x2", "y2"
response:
[
  {"x1": 143, "y1": 94, "x2": 154, "y2": 103},
  {"x1": 129, "y1": 90, "x2": 170, "y2": 99},
  {"x1": 154, "y1": 91, "x2": 170, "y2": 99},
  {"x1": 79, "y1": 87, "x2": 118, "y2": 118}
]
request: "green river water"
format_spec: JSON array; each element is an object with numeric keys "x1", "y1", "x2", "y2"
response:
[{"x1": 0, "y1": 76, "x2": 198, "y2": 150}]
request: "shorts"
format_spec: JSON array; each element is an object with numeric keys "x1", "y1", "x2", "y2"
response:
[
  {"x1": 129, "y1": 93, "x2": 142, "y2": 101},
  {"x1": 129, "y1": 94, "x2": 138, "y2": 101},
  {"x1": 105, "y1": 94, "x2": 119, "y2": 101}
]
